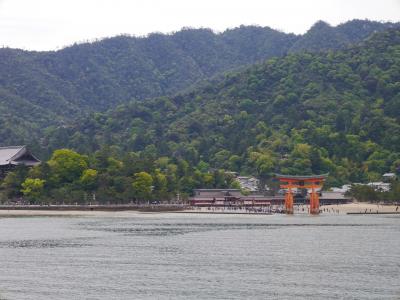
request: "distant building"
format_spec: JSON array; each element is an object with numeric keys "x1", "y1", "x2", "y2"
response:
[
  {"x1": 0, "y1": 146, "x2": 41, "y2": 177},
  {"x1": 189, "y1": 189, "x2": 283, "y2": 207},
  {"x1": 382, "y1": 173, "x2": 396, "y2": 181},
  {"x1": 331, "y1": 184, "x2": 352, "y2": 194},
  {"x1": 320, "y1": 191, "x2": 352, "y2": 204},
  {"x1": 236, "y1": 176, "x2": 260, "y2": 192},
  {"x1": 189, "y1": 189, "x2": 349, "y2": 207},
  {"x1": 367, "y1": 182, "x2": 391, "y2": 192},
  {"x1": 193, "y1": 189, "x2": 242, "y2": 198}
]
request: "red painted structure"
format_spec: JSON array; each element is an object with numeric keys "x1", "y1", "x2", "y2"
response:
[{"x1": 276, "y1": 174, "x2": 328, "y2": 215}]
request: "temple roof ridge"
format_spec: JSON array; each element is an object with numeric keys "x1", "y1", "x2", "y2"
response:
[{"x1": 0, "y1": 145, "x2": 40, "y2": 166}]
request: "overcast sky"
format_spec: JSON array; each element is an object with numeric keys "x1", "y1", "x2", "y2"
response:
[{"x1": 0, "y1": 0, "x2": 399, "y2": 51}]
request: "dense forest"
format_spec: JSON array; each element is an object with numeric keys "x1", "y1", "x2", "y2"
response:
[
  {"x1": 0, "y1": 22, "x2": 399, "y2": 203},
  {"x1": 43, "y1": 29, "x2": 400, "y2": 188},
  {"x1": 0, "y1": 20, "x2": 398, "y2": 146}
]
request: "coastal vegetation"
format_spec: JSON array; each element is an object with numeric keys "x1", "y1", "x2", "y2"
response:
[
  {"x1": 348, "y1": 183, "x2": 400, "y2": 203},
  {"x1": 0, "y1": 22, "x2": 399, "y2": 203},
  {"x1": 0, "y1": 148, "x2": 239, "y2": 203},
  {"x1": 1, "y1": 147, "x2": 398, "y2": 204}
]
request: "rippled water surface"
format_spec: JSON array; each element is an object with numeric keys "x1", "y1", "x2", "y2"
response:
[{"x1": 0, "y1": 213, "x2": 399, "y2": 299}]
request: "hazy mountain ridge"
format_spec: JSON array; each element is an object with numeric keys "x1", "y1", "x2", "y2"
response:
[
  {"x1": 0, "y1": 19, "x2": 399, "y2": 147},
  {"x1": 42, "y1": 28, "x2": 400, "y2": 185}
]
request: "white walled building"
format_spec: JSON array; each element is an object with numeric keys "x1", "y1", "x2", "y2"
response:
[
  {"x1": 236, "y1": 176, "x2": 260, "y2": 192},
  {"x1": 367, "y1": 182, "x2": 391, "y2": 192}
]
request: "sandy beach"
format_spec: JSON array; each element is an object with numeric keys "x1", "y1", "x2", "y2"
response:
[
  {"x1": 321, "y1": 202, "x2": 399, "y2": 214},
  {"x1": 184, "y1": 203, "x2": 400, "y2": 215},
  {"x1": 0, "y1": 202, "x2": 398, "y2": 216}
]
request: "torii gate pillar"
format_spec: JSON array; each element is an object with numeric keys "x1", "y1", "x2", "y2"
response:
[
  {"x1": 276, "y1": 174, "x2": 328, "y2": 215},
  {"x1": 284, "y1": 186, "x2": 294, "y2": 214}
]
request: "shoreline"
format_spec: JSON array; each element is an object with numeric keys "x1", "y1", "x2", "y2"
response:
[
  {"x1": 0, "y1": 204, "x2": 187, "y2": 216},
  {"x1": 0, "y1": 202, "x2": 398, "y2": 216},
  {"x1": 181, "y1": 202, "x2": 400, "y2": 215}
]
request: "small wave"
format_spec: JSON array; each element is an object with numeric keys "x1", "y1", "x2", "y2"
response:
[{"x1": 0, "y1": 238, "x2": 92, "y2": 249}]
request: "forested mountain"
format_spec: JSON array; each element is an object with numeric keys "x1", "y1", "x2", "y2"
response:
[
  {"x1": 288, "y1": 19, "x2": 395, "y2": 52},
  {"x1": 0, "y1": 20, "x2": 399, "y2": 146},
  {"x1": 45, "y1": 29, "x2": 400, "y2": 187}
]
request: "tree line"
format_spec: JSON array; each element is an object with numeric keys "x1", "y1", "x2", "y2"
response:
[
  {"x1": 1, "y1": 147, "x2": 398, "y2": 204},
  {"x1": 0, "y1": 148, "x2": 239, "y2": 204},
  {"x1": 347, "y1": 182, "x2": 400, "y2": 203}
]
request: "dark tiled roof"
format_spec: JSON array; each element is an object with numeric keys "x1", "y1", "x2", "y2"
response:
[{"x1": 0, "y1": 146, "x2": 40, "y2": 166}]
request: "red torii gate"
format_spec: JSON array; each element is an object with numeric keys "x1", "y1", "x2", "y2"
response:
[{"x1": 276, "y1": 174, "x2": 328, "y2": 215}]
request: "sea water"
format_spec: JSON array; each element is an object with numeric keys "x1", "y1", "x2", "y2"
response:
[{"x1": 0, "y1": 213, "x2": 399, "y2": 299}]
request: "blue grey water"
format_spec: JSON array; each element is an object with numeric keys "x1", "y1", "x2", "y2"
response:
[{"x1": 0, "y1": 213, "x2": 399, "y2": 300}]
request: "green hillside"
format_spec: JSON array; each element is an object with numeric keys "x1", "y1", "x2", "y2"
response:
[
  {"x1": 0, "y1": 20, "x2": 398, "y2": 146},
  {"x1": 46, "y1": 29, "x2": 400, "y2": 187}
]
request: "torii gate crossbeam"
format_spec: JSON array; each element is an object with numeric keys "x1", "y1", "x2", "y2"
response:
[{"x1": 276, "y1": 174, "x2": 328, "y2": 215}]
